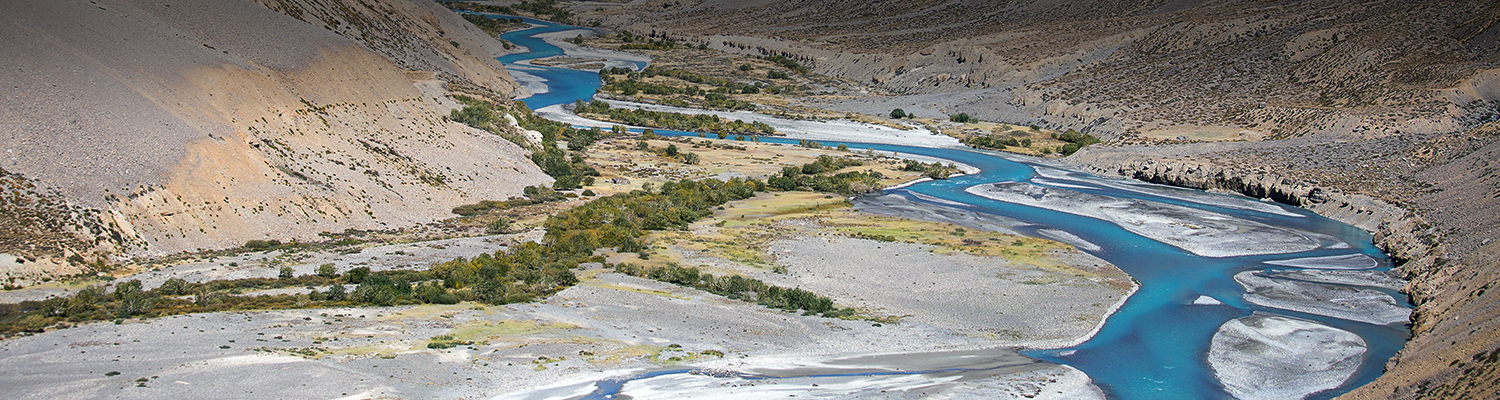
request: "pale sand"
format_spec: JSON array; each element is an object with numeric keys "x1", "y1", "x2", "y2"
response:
[
  {"x1": 1209, "y1": 313, "x2": 1367, "y2": 400},
  {"x1": 967, "y1": 182, "x2": 1331, "y2": 257}
]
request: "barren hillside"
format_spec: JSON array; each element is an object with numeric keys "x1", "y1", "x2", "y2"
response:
[
  {"x1": 0, "y1": 0, "x2": 548, "y2": 283},
  {"x1": 576, "y1": 0, "x2": 1500, "y2": 398},
  {"x1": 588, "y1": 0, "x2": 1499, "y2": 140}
]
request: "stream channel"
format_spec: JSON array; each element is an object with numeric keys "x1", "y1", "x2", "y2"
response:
[{"x1": 483, "y1": 16, "x2": 1413, "y2": 400}]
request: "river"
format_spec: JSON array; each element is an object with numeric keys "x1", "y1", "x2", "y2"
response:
[{"x1": 486, "y1": 16, "x2": 1412, "y2": 400}]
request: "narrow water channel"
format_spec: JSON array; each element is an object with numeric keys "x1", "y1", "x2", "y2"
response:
[{"x1": 484, "y1": 16, "x2": 1412, "y2": 399}]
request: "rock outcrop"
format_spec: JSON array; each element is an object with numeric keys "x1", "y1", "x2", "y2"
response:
[{"x1": 0, "y1": 0, "x2": 548, "y2": 283}]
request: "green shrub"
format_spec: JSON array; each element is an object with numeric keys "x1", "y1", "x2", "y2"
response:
[
  {"x1": 157, "y1": 278, "x2": 190, "y2": 296},
  {"x1": 245, "y1": 240, "x2": 280, "y2": 250},
  {"x1": 316, "y1": 264, "x2": 338, "y2": 279}
]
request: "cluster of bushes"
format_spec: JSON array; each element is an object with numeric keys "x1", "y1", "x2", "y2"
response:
[
  {"x1": 459, "y1": 14, "x2": 524, "y2": 38},
  {"x1": 600, "y1": 77, "x2": 703, "y2": 97},
  {"x1": 850, "y1": 232, "x2": 898, "y2": 242},
  {"x1": 244, "y1": 240, "x2": 282, "y2": 251},
  {"x1": 637, "y1": 141, "x2": 701, "y2": 165},
  {"x1": 615, "y1": 264, "x2": 855, "y2": 318},
  {"x1": 1052, "y1": 129, "x2": 1101, "y2": 155},
  {"x1": 573, "y1": 100, "x2": 773, "y2": 135},
  {"x1": 452, "y1": 185, "x2": 564, "y2": 216},
  {"x1": 619, "y1": 38, "x2": 680, "y2": 50},
  {"x1": 517, "y1": 110, "x2": 605, "y2": 189},
  {"x1": 762, "y1": 55, "x2": 809, "y2": 74},
  {"x1": 767, "y1": 155, "x2": 883, "y2": 196},
  {"x1": 448, "y1": 95, "x2": 534, "y2": 150},
  {"x1": 0, "y1": 179, "x2": 777, "y2": 336},
  {"x1": 901, "y1": 159, "x2": 961, "y2": 179},
  {"x1": 446, "y1": 1, "x2": 572, "y2": 24},
  {"x1": 961, "y1": 135, "x2": 1032, "y2": 151},
  {"x1": 950, "y1": 113, "x2": 977, "y2": 123},
  {"x1": 543, "y1": 177, "x2": 764, "y2": 257},
  {"x1": 599, "y1": 67, "x2": 768, "y2": 109},
  {"x1": 0, "y1": 240, "x2": 608, "y2": 336}
]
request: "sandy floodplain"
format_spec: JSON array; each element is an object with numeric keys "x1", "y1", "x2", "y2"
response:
[
  {"x1": 967, "y1": 181, "x2": 1333, "y2": 257},
  {"x1": 0, "y1": 189, "x2": 1135, "y2": 399}
]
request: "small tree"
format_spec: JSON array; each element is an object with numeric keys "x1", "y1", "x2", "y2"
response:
[
  {"x1": 486, "y1": 218, "x2": 512, "y2": 235},
  {"x1": 739, "y1": 64, "x2": 753, "y2": 71},
  {"x1": 665, "y1": 144, "x2": 679, "y2": 157},
  {"x1": 245, "y1": 240, "x2": 280, "y2": 250},
  {"x1": 326, "y1": 284, "x2": 347, "y2": 301},
  {"x1": 950, "y1": 113, "x2": 973, "y2": 123},
  {"x1": 278, "y1": 267, "x2": 295, "y2": 279},
  {"x1": 890, "y1": 108, "x2": 906, "y2": 119},
  {"x1": 345, "y1": 267, "x2": 371, "y2": 284},
  {"x1": 316, "y1": 263, "x2": 338, "y2": 279},
  {"x1": 682, "y1": 152, "x2": 701, "y2": 165},
  {"x1": 158, "y1": 278, "x2": 190, "y2": 296}
]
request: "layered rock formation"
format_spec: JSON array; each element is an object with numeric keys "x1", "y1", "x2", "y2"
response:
[{"x1": 0, "y1": 0, "x2": 547, "y2": 283}]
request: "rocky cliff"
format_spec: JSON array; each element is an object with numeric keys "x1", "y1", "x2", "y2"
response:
[{"x1": 0, "y1": 0, "x2": 547, "y2": 284}]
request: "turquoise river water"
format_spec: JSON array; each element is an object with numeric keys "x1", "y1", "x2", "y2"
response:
[{"x1": 484, "y1": 16, "x2": 1412, "y2": 400}]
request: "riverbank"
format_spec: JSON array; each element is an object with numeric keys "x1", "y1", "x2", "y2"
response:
[{"x1": 1061, "y1": 142, "x2": 1500, "y2": 399}]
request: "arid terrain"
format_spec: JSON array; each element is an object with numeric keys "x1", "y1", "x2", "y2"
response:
[
  {"x1": 3, "y1": 0, "x2": 1498, "y2": 398},
  {"x1": 568, "y1": 0, "x2": 1500, "y2": 398}
]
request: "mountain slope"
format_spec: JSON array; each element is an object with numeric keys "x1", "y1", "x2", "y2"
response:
[{"x1": 0, "y1": 0, "x2": 547, "y2": 283}]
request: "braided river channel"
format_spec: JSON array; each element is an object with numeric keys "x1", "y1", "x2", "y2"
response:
[{"x1": 486, "y1": 16, "x2": 1413, "y2": 400}]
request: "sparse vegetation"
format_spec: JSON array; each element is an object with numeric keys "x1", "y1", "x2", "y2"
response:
[
  {"x1": 1053, "y1": 129, "x2": 1102, "y2": 155},
  {"x1": 614, "y1": 263, "x2": 857, "y2": 318},
  {"x1": 573, "y1": 99, "x2": 774, "y2": 135},
  {"x1": 900, "y1": 159, "x2": 960, "y2": 179},
  {"x1": 459, "y1": 14, "x2": 525, "y2": 38},
  {"x1": 767, "y1": 155, "x2": 884, "y2": 196},
  {"x1": 444, "y1": 1, "x2": 573, "y2": 24},
  {"x1": 451, "y1": 185, "x2": 565, "y2": 216}
]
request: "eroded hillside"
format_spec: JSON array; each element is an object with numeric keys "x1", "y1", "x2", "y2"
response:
[
  {"x1": 586, "y1": 0, "x2": 1499, "y2": 141},
  {"x1": 0, "y1": 0, "x2": 548, "y2": 283}
]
